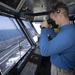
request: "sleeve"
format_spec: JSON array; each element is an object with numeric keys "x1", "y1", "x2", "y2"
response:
[
  {"x1": 39, "y1": 29, "x2": 73, "y2": 56},
  {"x1": 49, "y1": 28, "x2": 57, "y2": 38}
]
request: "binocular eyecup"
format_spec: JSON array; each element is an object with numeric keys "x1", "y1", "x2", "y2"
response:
[{"x1": 47, "y1": 18, "x2": 58, "y2": 28}]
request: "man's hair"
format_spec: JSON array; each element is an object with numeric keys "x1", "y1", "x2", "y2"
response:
[{"x1": 50, "y1": 2, "x2": 69, "y2": 18}]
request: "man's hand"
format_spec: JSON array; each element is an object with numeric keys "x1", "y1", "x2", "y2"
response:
[{"x1": 40, "y1": 20, "x2": 52, "y2": 28}]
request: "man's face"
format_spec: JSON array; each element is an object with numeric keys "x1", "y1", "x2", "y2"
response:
[{"x1": 50, "y1": 13, "x2": 60, "y2": 25}]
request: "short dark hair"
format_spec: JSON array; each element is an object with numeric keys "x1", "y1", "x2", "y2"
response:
[{"x1": 50, "y1": 2, "x2": 69, "y2": 18}]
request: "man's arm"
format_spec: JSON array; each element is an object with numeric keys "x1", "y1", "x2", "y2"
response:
[
  {"x1": 40, "y1": 20, "x2": 57, "y2": 38},
  {"x1": 39, "y1": 28, "x2": 73, "y2": 56},
  {"x1": 49, "y1": 28, "x2": 57, "y2": 38}
]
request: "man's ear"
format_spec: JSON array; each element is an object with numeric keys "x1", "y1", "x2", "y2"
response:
[{"x1": 58, "y1": 13, "x2": 62, "y2": 19}]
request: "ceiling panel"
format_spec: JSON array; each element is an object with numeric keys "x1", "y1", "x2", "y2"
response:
[
  {"x1": 20, "y1": 0, "x2": 75, "y2": 21},
  {"x1": 22, "y1": 0, "x2": 75, "y2": 13}
]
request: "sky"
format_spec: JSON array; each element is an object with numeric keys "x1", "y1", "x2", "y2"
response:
[{"x1": 0, "y1": 16, "x2": 17, "y2": 30}]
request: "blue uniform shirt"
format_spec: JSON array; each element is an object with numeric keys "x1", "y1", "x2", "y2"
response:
[{"x1": 39, "y1": 24, "x2": 75, "y2": 70}]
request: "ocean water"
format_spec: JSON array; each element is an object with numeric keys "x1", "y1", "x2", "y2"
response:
[{"x1": 0, "y1": 29, "x2": 23, "y2": 42}]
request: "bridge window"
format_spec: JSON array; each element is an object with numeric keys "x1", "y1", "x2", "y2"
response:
[
  {"x1": 22, "y1": 20, "x2": 38, "y2": 42},
  {"x1": 0, "y1": 16, "x2": 31, "y2": 74},
  {"x1": 32, "y1": 22, "x2": 41, "y2": 35}
]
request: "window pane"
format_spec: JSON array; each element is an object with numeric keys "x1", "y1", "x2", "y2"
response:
[
  {"x1": 22, "y1": 20, "x2": 38, "y2": 42},
  {"x1": 32, "y1": 22, "x2": 41, "y2": 34},
  {"x1": 0, "y1": 16, "x2": 31, "y2": 74}
]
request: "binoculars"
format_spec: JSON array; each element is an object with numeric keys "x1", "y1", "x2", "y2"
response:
[{"x1": 47, "y1": 18, "x2": 58, "y2": 28}]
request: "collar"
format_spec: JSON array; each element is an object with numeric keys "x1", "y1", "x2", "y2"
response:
[{"x1": 60, "y1": 24, "x2": 73, "y2": 31}]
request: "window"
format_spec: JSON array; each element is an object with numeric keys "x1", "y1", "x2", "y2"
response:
[
  {"x1": 0, "y1": 0, "x2": 26, "y2": 12},
  {"x1": 32, "y1": 22, "x2": 41, "y2": 34},
  {"x1": 0, "y1": 16, "x2": 31, "y2": 74},
  {"x1": 22, "y1": 20, "x2": 38, "y2": 42}
]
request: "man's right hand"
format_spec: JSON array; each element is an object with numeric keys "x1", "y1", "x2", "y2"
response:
[{"x1": 40, "y1": 20, "x2": 52, "y2": 28}]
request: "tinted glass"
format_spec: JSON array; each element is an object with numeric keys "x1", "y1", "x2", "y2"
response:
[
  {"x1": 0, "y1": 0, "x2": 20, "y2": 9},
  {"x1": 0, "y1": 16, "x2": 31, "y2": 74},
  {"x1": 22, "y1": 20, "x2": 38, "y2": 42}
]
